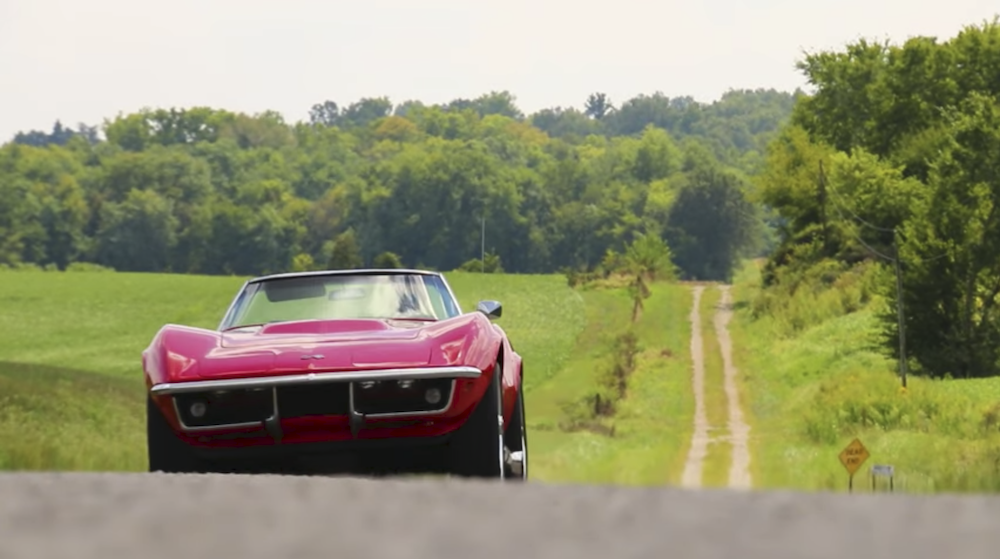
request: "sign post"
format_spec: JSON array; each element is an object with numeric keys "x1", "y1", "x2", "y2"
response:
[{"x1": 838, "y1": 438, "x2": 870, "y2": 493}]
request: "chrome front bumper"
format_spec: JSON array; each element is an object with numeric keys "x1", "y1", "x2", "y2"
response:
[{"x1": 150, "y1": 366, "x2": 483, "y2": 436}]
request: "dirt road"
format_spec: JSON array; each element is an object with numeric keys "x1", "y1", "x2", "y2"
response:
[
  {"x1": 714, "y1": 286, "x2": 752, "y2": 489},
  {"x1": 4, "y1": 472, "x2": 1000, "y2": 559},
  {"x1": 680, "y1": 286, "x2": 709, "y2": 488},
  {"x1": 681, "y1": 285, "x2": 752, "y2": 489}
]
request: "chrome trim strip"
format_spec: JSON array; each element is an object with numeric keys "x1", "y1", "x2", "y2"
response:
[
  {"x1": 216, "y1": 279, "x2": 251, "y2": 331},
  {"x1": 246, "y1": 268, "x2": 447, "y2": 284},
  {"x1": 172, "y1": 393, "x2": 268, "y2": 433},
  {"x1": 151, "y1": 365, "x2": 481, "y2": 395},
  {"x1": 436, "y1": 272, "x2": 463, "y2": 315},
  {"x1": 169, "y1": 377, "x2": 460, "y2": 433}
]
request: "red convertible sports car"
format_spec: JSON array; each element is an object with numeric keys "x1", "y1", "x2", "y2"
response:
[{"x1": 143, "y1": 269, "x2": 527, "y2": 480}]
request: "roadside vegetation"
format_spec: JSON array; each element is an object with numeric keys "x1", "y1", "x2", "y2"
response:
[
  {"x1": 527, "y1": 280, "x2": 694, "y2": 485},
  {"x1": 525, "y1": 233, "x2": 696, "y2": 485},
  {"x1": 728, "y1": 19, "x2": 1000, "y2": 493},
  {"x1": 731, "y1": 260, "x2": 1000, "y2": 492}
]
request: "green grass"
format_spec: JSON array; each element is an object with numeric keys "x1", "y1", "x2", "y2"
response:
[
  {"x1": 0, "y1": 362, "x2": 145, "y2": 470},
  {"x1": 699, "y1": 285, "x2": 732, "y2": 488},
  {"x1": 730, "y1": 261, "x2": 1000, "y2": 493},
  {"x1": 0, "y1": 272, "x2": 245, "y2": 379},
  {"x1": 527, "y1": 283, "x2": 695, "y2": 485}
]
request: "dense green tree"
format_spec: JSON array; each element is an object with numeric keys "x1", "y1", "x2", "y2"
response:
[
  {"x1": 0, "y1": 88, "x2": 794, "y2": 279},
  {"x1": 758, "y1": 18, "x2": 1000, "y2": 378},
  {"x1": 372, "y1": 251, "x2": 403, "y2": 269},
  {"x1": 327, "y1": 228, "x2": 364, "y2": 269},
  {"x1": 665, "y1": 165, "x2": 759, "y2": 282}
]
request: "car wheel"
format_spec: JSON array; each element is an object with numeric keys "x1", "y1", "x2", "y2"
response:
[
  {"x1": 146, "y1": 396, "x2": 206, "y2": 474},
  {"x1": 503, "y1": 378, "x2": 528, "y2": 481},
  {"x1": 445, "y1": 360, "x2": 506, "y2": 480}
]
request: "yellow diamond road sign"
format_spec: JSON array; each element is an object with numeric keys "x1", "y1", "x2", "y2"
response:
[{"x1": 838, "y1": 438, "x2": 870, "y2": 476}]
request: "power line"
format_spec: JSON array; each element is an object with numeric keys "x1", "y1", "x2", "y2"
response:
[
  {"x1": 817, "y1": 161, "x2": 921, "y2": 388},
  {"x1": 821, "y1": 161, "x2": 951, "y2": 265}
]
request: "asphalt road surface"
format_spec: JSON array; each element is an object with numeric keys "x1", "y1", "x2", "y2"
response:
[{"x1": 3, "y1": 473, "x2": 1000, "y2": 559}]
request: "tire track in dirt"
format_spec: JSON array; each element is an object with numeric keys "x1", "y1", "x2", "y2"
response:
[
  {"x1": 713, "y1": 286, "x2": 752, "y2": 489},
  {"x1": 680, "y1": 286, "x2": 709, "y2": 488}
]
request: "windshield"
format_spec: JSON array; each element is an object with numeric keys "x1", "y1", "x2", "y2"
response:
[{"x1": 222, "y1": 273, "x2": 461, "y2": 329}]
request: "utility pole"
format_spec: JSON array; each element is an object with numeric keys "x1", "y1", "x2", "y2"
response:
[
  {"x1": 892, "y1": 230, "x2": 908, "y2": 389},
  {"x1": 481, "y1": 214, "x2": 486, "y2": 273}
]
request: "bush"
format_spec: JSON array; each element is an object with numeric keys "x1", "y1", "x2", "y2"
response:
[
  {"x1": 456, "y1": 252, "x2": 503, "y2": 273},
  {"x1": 290, "y1": 253, "x2": 317, "y2": 272},
  {"x1": 64, "y1": 262, "x2": 115, "y2": 273},
  {"x1": 800, "y1": 372, "x2": 990, "y2": 445},
  {"x1": 748, "y1": 258, "x2": 882, "y2": 336},
  {"x1": 558, "y1": 329, "x2": 640, "y2": 436},
  {"x1": 372, "y1": 251, "x2": 403, "y2": 269},
  {"x1": 0, "y1": 262, "x2": 43, "y2": 272}
]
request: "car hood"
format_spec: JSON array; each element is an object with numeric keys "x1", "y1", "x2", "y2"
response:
[
  {"x1": 220, "y1": 318, "x2": 427, "y2": 348},
  {"x1": 146, "y1": 314, "x2": 493, "y2": 383},
  {"x1": 193, "y1": 318, "x2": 461, "y2": 378}
]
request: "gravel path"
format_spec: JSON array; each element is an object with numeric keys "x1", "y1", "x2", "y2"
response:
[
  {"x1": 3, "y1": 472, "x2": 1000, "y2": 559},
  {"x1": 714, "y1": 285, "x2": 752, "y2": 489},
  {"x1": 680, "y1": 285, "x2": 709, "y2": 488}
]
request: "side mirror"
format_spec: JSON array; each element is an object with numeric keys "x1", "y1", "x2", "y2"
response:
[{"x1": 476, "y1": 300, "x2": 502, "y2": 320}]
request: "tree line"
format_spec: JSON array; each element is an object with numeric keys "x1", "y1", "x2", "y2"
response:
[
  {"x1": 0, "y1": 89, "x2": 792, "y2": 280},
  {"x1": 756, "y1": 17, "x2": 1000, "y2": 379}
]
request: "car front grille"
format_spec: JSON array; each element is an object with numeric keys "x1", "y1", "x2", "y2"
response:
[
  {"x1": 171, "y1": 377, "x2": 458, "y2": 429},
  {"x1": 276, "y1": 382, "x2": 351, "y2": 418}
]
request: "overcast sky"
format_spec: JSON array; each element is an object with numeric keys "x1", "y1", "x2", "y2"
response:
[{"x1": 1, "y1": 0, "x2": 997, "y2": 141}]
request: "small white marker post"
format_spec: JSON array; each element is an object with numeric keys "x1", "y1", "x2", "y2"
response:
[{"x1": 870, "y1": 464, "x2": 895, "y2": 493}]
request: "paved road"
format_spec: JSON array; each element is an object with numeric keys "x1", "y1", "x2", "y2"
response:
[{"x1": 3, "y1": 473, "x2": 1000, "y2": 559}]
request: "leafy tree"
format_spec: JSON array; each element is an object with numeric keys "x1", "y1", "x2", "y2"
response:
[
  {"x1": 372, "y1": 251, "x2": 403, "y2": 269},
  {"x1": 757, "y1": 18, "x2": 1000, "y2": 378},
  {"x1": 291, "y1": 253, "x2": 317, "y2": 272},
  {"x1": 883, "y1": 93, "x2": 1000, "y2": 378},
  {"x1": 309, "y1": 101, "x2": 339, "y2": 127},
  {"x1": 665, "y1": 165, "x2": 759, "y2": 282},
  {"x1": 0, "y1": 88, "x2": 797, "y2": 280},
  {"x1": 622, "y1": 232, "x2": 676, "y2": 321},
  {"x1": 327, "y1": 228, "x2": 363, "y2": 269},
  {"x1": 93, "y1": 188, "x2": 178, "y2": 272},
  {"x1": 584, "y1": 93, "x2": 614, "y2": 119}
]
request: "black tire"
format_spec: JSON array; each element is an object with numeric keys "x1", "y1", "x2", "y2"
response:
[
  {"x1": 504, "y1": 377, "x2": 528, "y2": 480},
  {"x1": 146, "y1": 396, "x2": 206, "y2": 474},
  {"x1": 445, "y1": 361, "x2": 506, "y2": 479}
]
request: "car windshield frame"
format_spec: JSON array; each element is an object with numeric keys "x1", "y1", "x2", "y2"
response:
[{"x1": 217, "y1": 271, "x2": 463, "y2": 331}]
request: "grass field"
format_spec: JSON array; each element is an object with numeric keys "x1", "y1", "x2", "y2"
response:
[
  {"x1": 729, "y1": 261, "x2": 1000, "y2": 493},
  {"x1": 527, "y1": 283, "x2": 695, "y2": 485},
  {"x1": 0, "y1": 269, "x2": 692, "y2": 482}
]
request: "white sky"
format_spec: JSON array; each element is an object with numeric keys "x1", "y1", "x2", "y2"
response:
[{"x1": 1, "y1": 0, "x2": 997, "y2": 140}]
